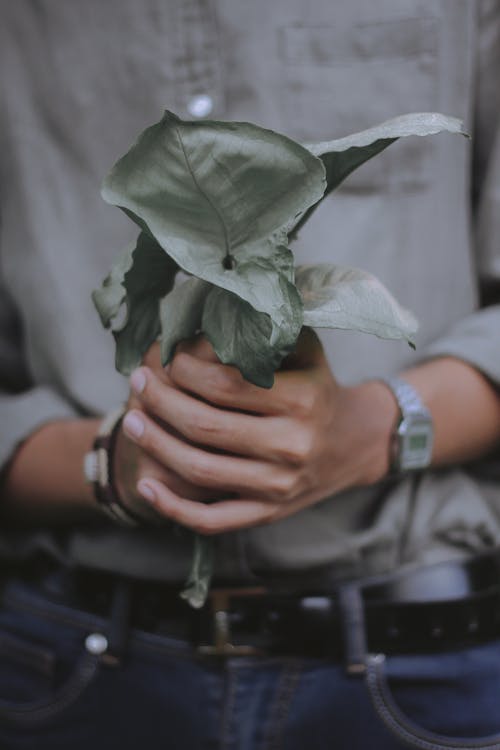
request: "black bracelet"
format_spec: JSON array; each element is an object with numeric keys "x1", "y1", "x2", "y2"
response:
[{"x1": 84, "y1": 408, "x2": 143, "y2": 527}]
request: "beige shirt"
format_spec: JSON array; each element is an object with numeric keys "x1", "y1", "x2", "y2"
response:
[{"x1": 1, "y1": 0, "x2": 499, "y2": 583}]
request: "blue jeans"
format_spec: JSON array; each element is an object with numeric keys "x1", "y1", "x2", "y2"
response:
[{"x1": 1, "y1": 577, "x2": 500, "y2": 750}]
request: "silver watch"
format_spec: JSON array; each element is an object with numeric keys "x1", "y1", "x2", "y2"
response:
[{"x1": 380, "y1": 377, "x2": 434, "y2": 473}]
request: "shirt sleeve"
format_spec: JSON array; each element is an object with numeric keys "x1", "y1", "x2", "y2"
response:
[
  {"x1": 419, "y1": 1, "x2": 500, "y2": 387},
  {"x1": 0, "y1": 281, "x2": 77, "y2": 470}
]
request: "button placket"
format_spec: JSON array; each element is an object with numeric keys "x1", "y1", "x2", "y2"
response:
[{"x1": 172, "y1": 0, "x2": 225, "y2": 119}]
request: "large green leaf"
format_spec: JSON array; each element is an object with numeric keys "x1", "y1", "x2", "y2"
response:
[
  {"x1": 159, "y1": 277, "x2": 211, "y2": 365},
  {"x1": 291, "y1": 113, "x2": 467, "y2": 236},
  {"x1": 296, "y1": 264, "x2": 418, "y2": 345},
  {"x1": 101, "y1": 111, "x2": 325, "y2": 325},
  {"x1": 100, "y1": 231, "x2": 178, "y2": 374},
  {"x1": 201, "y1": 281, "x2": 303, "y2": 388}
]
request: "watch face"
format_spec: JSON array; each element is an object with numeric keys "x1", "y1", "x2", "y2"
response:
[{"x1": 397, "y1": 414, "x2": 434, "y2": 470}]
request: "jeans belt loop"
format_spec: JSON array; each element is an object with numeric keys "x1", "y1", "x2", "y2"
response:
[
  {"x1": 197, "y1": 587, "x2": 267, "y2": 657},
  {"x1": 338, "y1": 584, "x2": 368, "y2": 675}
]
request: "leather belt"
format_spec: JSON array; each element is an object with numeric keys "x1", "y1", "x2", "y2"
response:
[
  {"x1": 193, "y1": 583, "x2": 500, "y2": 663},
  {"x1": 25, "y1": 551, "x2": 500, "y2": 662}
]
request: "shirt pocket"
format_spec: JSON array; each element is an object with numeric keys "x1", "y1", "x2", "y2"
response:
[{"x1": 277, "y1": 16, "x2": 441, "y2": 192}]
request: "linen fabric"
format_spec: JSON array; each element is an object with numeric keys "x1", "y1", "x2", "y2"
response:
[{"x1": 0, "y1": 0, "x2": 499, "y2": 582}]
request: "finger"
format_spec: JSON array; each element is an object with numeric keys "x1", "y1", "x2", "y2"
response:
[
  {"x1": 115, "y1": 424, "x2": 218, "y2": 504},
  {"x1": 142, "y1": 341, "x2": 172, "y2": 385},
  {"x1": 144, "y1": 465, "x2": 219, "y2": 503},
  {"x1": 136, "y1": 478, "x2": 279, "y2": 534},
  {"x1": 178, "y1": 330, "x2": 325, "y2": 369},
  {"x1": 175, "y1": 335, "x2": 219, "y2": 363},
  {"x1": 130, "y1": 366, "x2": 305, "y2": 463},
  {"x1": 169, "y1": 351, "x2": 315, "y2": 416},
  {"x1": 141, "y1": 340, "x2": 212, "y2": 388},
  {"x1": 122, "y1": 409, "x2": 300, "y2": 498}
]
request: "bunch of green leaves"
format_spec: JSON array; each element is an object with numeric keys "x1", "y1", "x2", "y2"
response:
[{"x1": 94, "y1": 110, "x2": 466, "y2": 606}]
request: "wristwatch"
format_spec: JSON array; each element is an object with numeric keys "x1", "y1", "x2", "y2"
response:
[{"x1": 380, "y1": 377, "x2": 434, "y2": 473}]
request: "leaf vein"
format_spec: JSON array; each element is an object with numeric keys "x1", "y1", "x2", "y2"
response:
[{"x1": 173, "y1": 124, "x2": 231, "y2": 261}]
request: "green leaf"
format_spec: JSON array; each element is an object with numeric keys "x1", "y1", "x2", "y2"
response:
[
  {"x1": 179, "y1": 535, "x2": 214, "y2": 609},
  {"x1": 292, "y1": 113, "x2": 467, "y2": 236},
  {"x1": 108, "y1": 231, "x2": 178, "y2": 374},
  {"x1": 101, "y1": 110, "x2": 325, "y2": 325},
  {"x1": 91, "y1": 242, "x2": 135, "y2": 328},
  {"x1": 202, "y1": 280, "x2": 303, "y2": 388},
  {"x1": 305, "y1": 112, "x2": 467, "y2": 192},
  {"x1": 159, "y1": 277, "x2": 211, "y2": 365},
  {"x1": 295, "y1": 264, "x2": 418, "y2": 345}
]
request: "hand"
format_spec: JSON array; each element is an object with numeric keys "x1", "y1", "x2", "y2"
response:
[
  {"x1": 120, "y1": 331, "x2": 398, "y2": 532},
  {"x1": 113, "y1": 343, "x2": 217, "y2": 522}
]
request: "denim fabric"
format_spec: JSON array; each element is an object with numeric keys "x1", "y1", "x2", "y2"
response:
[{"x1": 1, "y1": 579, "x2": 500, "y2": 750}]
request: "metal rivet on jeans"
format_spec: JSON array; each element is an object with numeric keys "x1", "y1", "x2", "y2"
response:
[{"x1": 85, "y1": 632, "x2": 109, "y2": 655}]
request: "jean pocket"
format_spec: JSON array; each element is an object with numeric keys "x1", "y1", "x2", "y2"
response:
[
  {"x1": 365, "y1": 642, "x2": 500, "y2": 749},
  {"x1": 0, "y1": 611, "x2": 101, "y2": 727}
]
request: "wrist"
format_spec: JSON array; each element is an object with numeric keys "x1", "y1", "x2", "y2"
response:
[
  {"x1": 344, "y1": 380, "x2": 400, "y2": 487},
  {"x1": 2, "y1": 418, "x2": 102, "y2": 521}
]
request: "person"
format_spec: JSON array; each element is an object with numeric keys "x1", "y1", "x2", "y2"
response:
[{"x1": 0, "y1": 1, "x2": 499, "y2": 748}]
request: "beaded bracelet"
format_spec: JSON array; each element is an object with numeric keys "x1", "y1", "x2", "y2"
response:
[{"x1": 83, "y1": 407, "x2": 142, "y2": 527}]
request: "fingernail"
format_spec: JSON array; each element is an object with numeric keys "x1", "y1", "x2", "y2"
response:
[
  {"x1": 130, "y1": 368, "x2": 146, "y2": 394},
  {"x1": 123, "y1": 411, "x2": 145, "y2": 439},
  {"x1": 138, "y1": 480, "x2": 156, "y2": 503}
]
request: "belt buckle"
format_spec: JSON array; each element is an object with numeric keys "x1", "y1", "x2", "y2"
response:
[{"x1": 197, "y1": 587, "x2": 267, "y2": 657}]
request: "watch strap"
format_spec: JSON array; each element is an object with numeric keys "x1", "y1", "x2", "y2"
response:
[
  {"x1": 381, "y1": 377, "x2": 432, "y2": 420},
  {"x1": 380, "y1": 377, "x2": 434, "y2": 473}
]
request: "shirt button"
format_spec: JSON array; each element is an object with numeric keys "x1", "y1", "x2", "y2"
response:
[{"x1": 187, "y1": 94, "x2": 214, "y2": 119}]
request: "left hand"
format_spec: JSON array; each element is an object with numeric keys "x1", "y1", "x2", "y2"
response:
[{"x1": 123, "y1": 331, "x2": 397, "y2": 534}]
